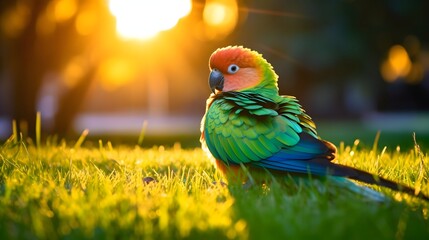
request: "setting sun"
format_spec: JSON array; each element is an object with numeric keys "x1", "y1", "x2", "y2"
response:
[{"x1": 108, "y1": 0, "x2": 192, "y2": 40}]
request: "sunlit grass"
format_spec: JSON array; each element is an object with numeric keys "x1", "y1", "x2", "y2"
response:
[{"x1": 0, "y1": 134, "x2": 429, "y2": 239}]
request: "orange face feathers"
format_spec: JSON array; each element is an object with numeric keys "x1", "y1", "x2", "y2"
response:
[
  {"x1": 208, "y1": 46, "x2": 279, "y2": 93},
  {"x1": 209, "y1": 46, "x2": 258, "y2": 72}
]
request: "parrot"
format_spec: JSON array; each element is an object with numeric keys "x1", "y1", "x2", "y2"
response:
[{"x1": 200, "y1": 45, "x2": 429, "y2": 201}]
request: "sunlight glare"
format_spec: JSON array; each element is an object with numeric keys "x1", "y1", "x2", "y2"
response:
[
  {"x1": 108, "y1": 0, "x2": 192, "y2": 40},
  {"x1": 204, "y1": 2, "x2": 227, "y2": 26},
  {"x1": 203, "y1": 0, "x2": 238, "y2": 39}
]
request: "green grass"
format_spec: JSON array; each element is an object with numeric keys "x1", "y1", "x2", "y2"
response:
[{"x1": 1, "y1": 134, "x2": 429, "y2": 239}]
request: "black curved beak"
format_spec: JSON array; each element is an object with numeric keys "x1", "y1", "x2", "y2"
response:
[{"x1": 209, "y1": 69, "x2": 224, "y2": 93}]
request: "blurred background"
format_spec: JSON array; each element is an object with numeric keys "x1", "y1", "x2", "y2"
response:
[{"x1": 1, "y1": 0, "x2": 429, "y2": 149}]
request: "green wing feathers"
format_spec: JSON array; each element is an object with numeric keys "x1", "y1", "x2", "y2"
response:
[{"x1": 203, "y1": 91, "x2": 318, "y2": 164}]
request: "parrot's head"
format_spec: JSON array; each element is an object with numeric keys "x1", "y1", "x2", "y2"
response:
[{"x1": 208, "y1": 46, "x2": 279, "y2": 95}]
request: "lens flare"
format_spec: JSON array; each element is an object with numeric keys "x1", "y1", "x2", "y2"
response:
[{"x1": 108, "y1": 0, "x2": 192, "y2": 40}]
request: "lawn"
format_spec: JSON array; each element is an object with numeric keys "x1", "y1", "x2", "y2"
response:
[{"x1": 1, "y1": 132, "x2": 429, "y2": 239}]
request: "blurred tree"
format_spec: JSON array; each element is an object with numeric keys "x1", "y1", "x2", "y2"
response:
[{"x1": 0, "y1": 0, "x2": 107, "y2": 137}]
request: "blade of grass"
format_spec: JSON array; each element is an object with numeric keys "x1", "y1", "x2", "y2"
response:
[
  {"x1": 372, "y1": 130, "x2": 381, "y2": 154},
  {"x1": 12, "y1": 119, "x2": 18, "y2": 143},
  {"x1": 99, "y1": 139, "x2": 103, "y2": 151},
  {"x1": 412, "y1": 132, "x2": 426, "y2": 196},
  {"x1": 138, "y1": 120, "x2": 148, "y2": 146},
  {"x1": 19, "y1": 121, "x2": 28, "y2": 141},
  {"x1": 36, "y1": 112, "x2": 41, "y2": 149},
  {"x1": 74, "y1": 129, "x2": 89, "y2": 149}
]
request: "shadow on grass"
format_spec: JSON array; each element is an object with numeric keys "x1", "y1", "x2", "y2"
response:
[{"x1": 227, "y1": 177, "x2": 429, "y2": 240}]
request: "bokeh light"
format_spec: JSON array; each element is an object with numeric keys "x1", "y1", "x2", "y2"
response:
[
  {"x1": 62, "y1": 56, "x2": 87, "y2": 88},
  {"x1": 97, "y1": 57, "x2": 137, "y2": 90},
  {"x1": 202, "y1": 0, "x2": 238, "y2": 39},
  {"x1": 0, "y1": 1, "x2": 30, "y2": 38},
  {"x1": 108, "y1": 0, "x2": 192, "y2": 40},
  {"x1": 53, "y1": 0, "x2": 77, "y2": 22},
  {"x1": 75, "y1": 9, "x2": 97, "y2": 36},
  {"x1": 380, "y1": 45, "x2": 412, "y2": 82}
]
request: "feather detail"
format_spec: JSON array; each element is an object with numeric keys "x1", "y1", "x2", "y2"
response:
[{"x1": 203, "y1": 91, "x2": 316, "y2": 164}]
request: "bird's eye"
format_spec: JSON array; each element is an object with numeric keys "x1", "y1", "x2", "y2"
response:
[{"x1": 227, "y1": 64, "x2": 239, "y2": 74}]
